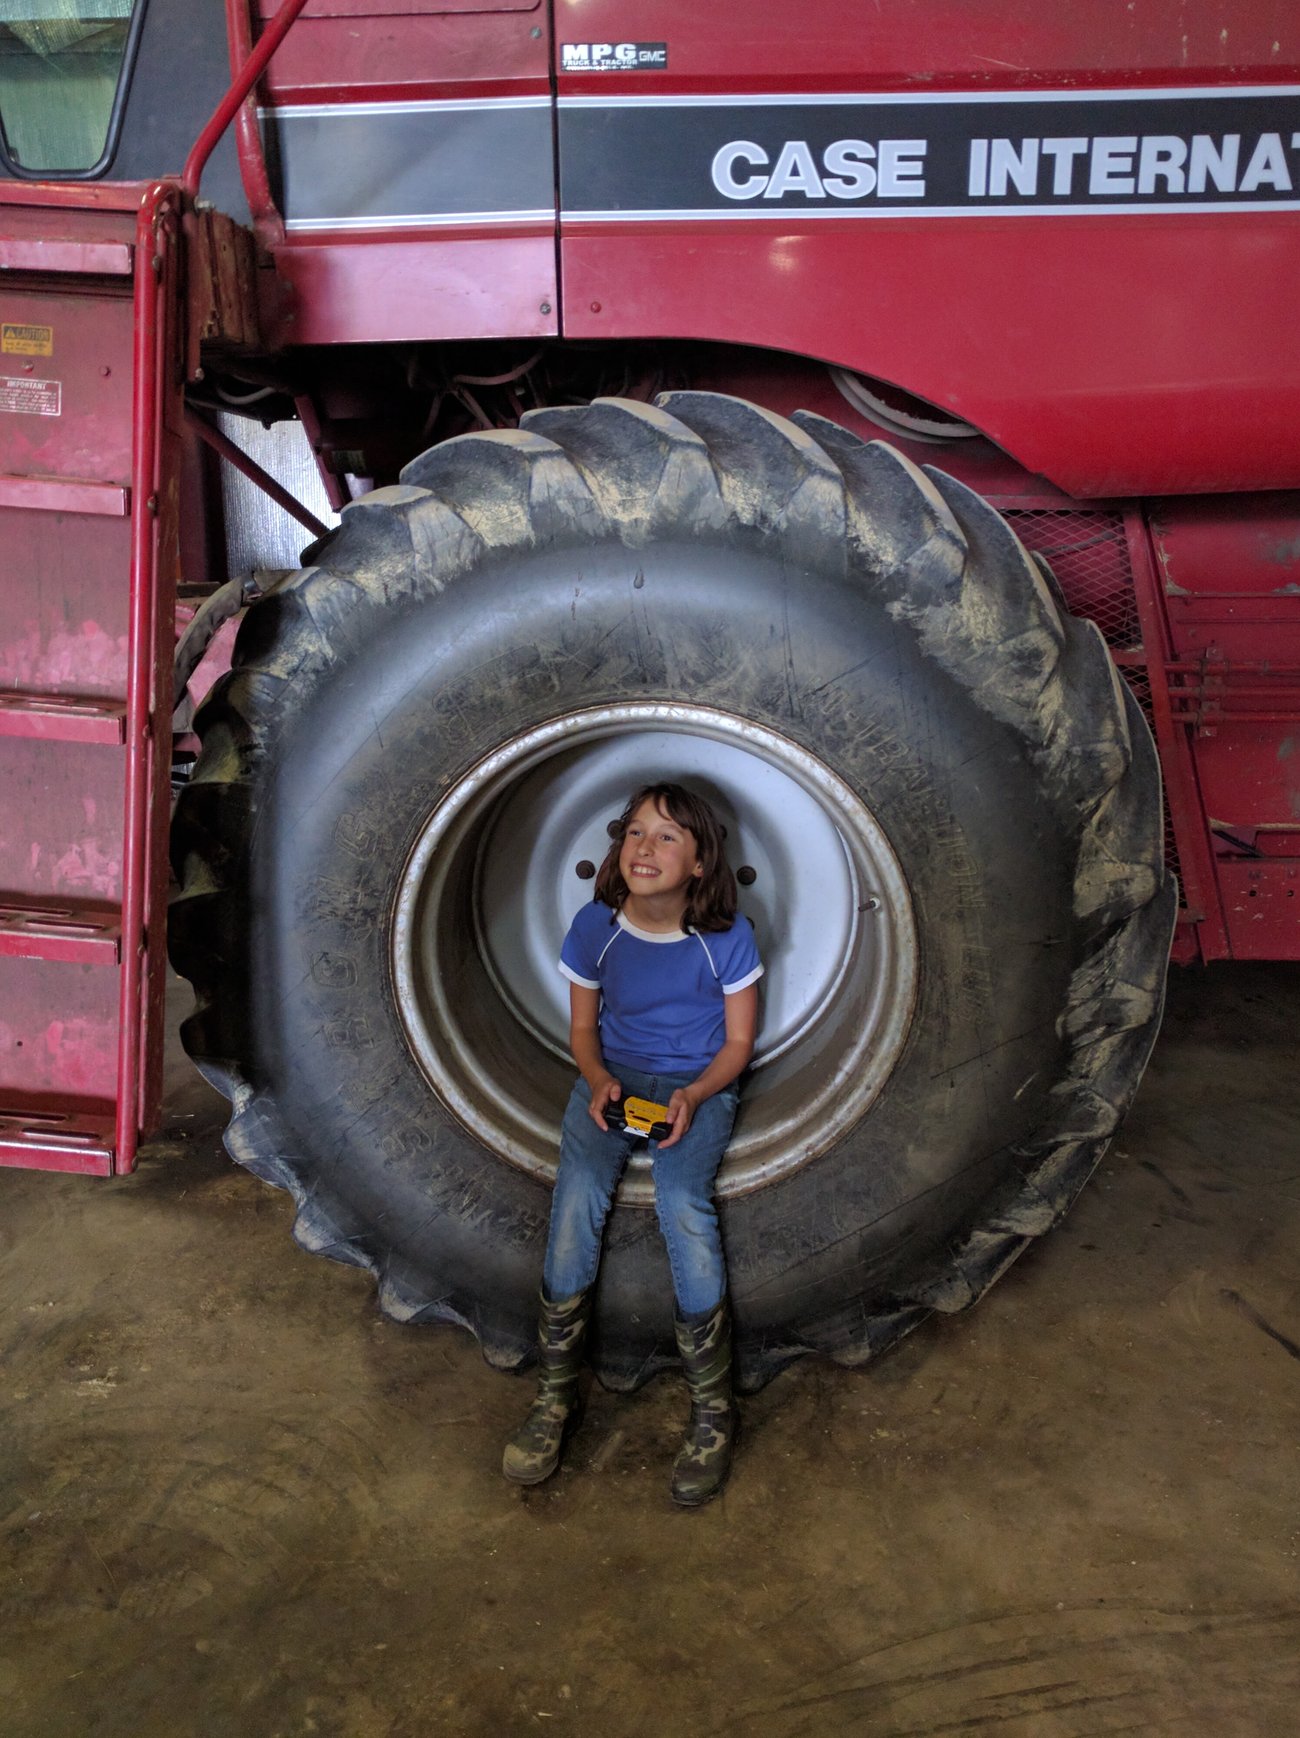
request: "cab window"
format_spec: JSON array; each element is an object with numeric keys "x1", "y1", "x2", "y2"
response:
[{"x1": 0, "y1": 0, "x2": 142, "y2": 174}]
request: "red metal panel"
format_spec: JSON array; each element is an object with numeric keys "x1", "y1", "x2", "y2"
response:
[
  {"x1": 0, "y1": 184, "x2": 146, "y2": 214},
  {"x1": 266, "y1": 232, "x2": 558, "y2": 346},
  {"x1": 561, "y1": 213, "x2": 1300, "y2": 502},
  {"x1": 251, "y1": 0, "x2": 558, "y2": 344},
  {"x1": 0, "y1": 283, "x2": 134, "y2": 482},
  {"x1": 256, "y1": 0, "x2": 549, "y2": 103},
  {"x1": 0, "y1": 477, "x2": 132, "y2": 708},
  {"x1": 1146, "y1": 495, "x2": 1300, "y2": 958},
  {"x1": 0, "y1": 957, "x2": 119, "y2": 1100},
  {"x1": 1216, "y1": 859, "x2": 1300, "y2": 956},
  {"x1": 554, "y1": 0, "x2": 1293, "y2": 92},
  {"x1": 1216, "y1": 862, "x2": 1300, "y2": 959},
  {"x1": 556, "y1": 3, "x2": 1300, "y2": 499},
  {"x1": 1151, "y1": 499, "x2": 1300, "y2": 826},
  {"x1": 0, "y1": 739, "x2": 126, "y2": 901},
  {"x1": 1154, "y1": 495, "x2": 1300, "y2": 643}
]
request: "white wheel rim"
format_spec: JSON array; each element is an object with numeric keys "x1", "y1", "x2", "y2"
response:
[{"x1": 392, "y1": 703, "x2": 917, "y2": 1204}]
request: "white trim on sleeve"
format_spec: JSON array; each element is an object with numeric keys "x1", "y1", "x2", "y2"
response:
[
  {"x1": 692, "y1": 933, "x2": 719, "y2": 977},
  {"x1": 722, "y1": 963, "x2": 765, "y2": 994},
  {"x1": 559, "y1": 961, "x2": 600, "y2": 989}
]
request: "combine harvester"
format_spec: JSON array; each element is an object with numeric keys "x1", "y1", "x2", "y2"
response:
[{"x1": 1, "y1": 0, "x2": 1295, "y2": 1385}]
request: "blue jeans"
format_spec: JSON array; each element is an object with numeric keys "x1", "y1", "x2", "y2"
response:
[{"x1": 543, "y1": 1066, "x2": 739, "y2": 1316}]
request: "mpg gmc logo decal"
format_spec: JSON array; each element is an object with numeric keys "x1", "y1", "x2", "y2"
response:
[
  {"x1": 563, "y1": 43, "x2": 668, "y2": 73},
  {"x1": 559, "y1": 87, "x2": 1300, "y2": 216}
]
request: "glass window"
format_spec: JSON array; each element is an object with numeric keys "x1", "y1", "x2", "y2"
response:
[{"x1": 0, "y1": 0, "x2": 141, "y2": 174}]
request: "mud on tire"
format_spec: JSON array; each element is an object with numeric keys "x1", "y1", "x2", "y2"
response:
[{"x1": 170, "y1": 394, "x2": 1175, "y2": 1391}]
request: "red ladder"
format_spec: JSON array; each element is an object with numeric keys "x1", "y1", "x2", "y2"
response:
[{"x1": 0, "y1": 183, "x2": 180, "y2": 1175}]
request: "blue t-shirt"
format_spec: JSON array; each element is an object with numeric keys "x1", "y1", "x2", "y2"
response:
[{"x1": 559, "y1": 901, "x2": 763, "y2": 1077}]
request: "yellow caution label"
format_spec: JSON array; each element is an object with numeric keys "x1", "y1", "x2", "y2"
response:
[{"x1": 2, "y1": 322, "x2": 54, "y2": 357}]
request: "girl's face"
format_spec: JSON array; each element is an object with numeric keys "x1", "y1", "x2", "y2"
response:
[{"x1": 618, "y1": 800, "x2": 702, "y2": 904}]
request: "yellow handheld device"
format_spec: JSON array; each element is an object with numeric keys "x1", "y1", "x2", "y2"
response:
[{"x1": 606, "y1": 1095, "x2": 673, "y2": 1141}]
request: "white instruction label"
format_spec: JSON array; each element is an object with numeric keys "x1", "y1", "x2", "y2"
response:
[{"x1": 0, "y1": 376, "x2": 62, "y2": 417}]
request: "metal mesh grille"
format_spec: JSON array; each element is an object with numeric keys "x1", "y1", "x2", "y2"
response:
[
  {"x1": 1005, "y1": 509, "x2": 1140, "y2": 650},
  {"x1": 1115, "y1": 663, "x2": 1185, "y2": 898}
]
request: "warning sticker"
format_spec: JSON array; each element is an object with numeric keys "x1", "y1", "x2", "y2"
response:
[
  {"x1": 2, "y1": 322, "x2": 53, "y2": 357},
  {"x1": 0, "y1": 376, "x2": 62, "y2": 417}
]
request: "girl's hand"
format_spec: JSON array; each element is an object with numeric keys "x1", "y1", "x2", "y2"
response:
[
  {"x1": 657, "y1": 1087, "x2": 701, "y2": 1151},
  {"x1": 588, "y1": 1075, "x2": 622, "y2": 1131}
]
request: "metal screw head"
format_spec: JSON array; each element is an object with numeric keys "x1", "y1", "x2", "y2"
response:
[
  {"x1": 737, "y1": 865, "x2": 757, "y2": 886},
  {"x1": 540, "y1": 301, "x2": 552, "y2": 315}
]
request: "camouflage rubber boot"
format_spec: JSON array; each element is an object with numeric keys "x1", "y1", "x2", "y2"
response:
[
  {"x1": 671, "y1": 1296, "x2": 737, "y2": 1507},
  {"x1": 502, "y1": 1286, "x2": 593, "y2": 1485}
]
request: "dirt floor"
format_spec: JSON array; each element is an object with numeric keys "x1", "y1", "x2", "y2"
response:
[{"x1": 2, "y1": 964, "x2": 1298, "y2": 1738}]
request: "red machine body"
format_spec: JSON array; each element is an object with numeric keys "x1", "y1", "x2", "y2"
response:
[
  {"x1": 256, "y1": 0, "x2": 1299, "y2": 496},
  {"x1": 0, "y1": 0, "x2": 1297, "y2": 1175}
]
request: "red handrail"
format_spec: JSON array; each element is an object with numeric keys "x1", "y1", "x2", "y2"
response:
[
  {"x1": 181, "y1": 0, "x2": 311, "y2": 205},
  {"x1": 116, "y1": 183, "x2": 176, "y2": 1171},
  {"x1": 224, "y1": 0, "x2": 286, "y2": 242}
]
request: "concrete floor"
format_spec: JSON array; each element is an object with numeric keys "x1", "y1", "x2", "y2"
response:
[{"x1": 2, "y1": 964, "x2": 1298, "y2": 1738}]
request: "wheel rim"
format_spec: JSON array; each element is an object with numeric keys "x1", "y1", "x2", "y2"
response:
[{"x1": 391, "y1": 703, "x2": 917, "y2": 1204}]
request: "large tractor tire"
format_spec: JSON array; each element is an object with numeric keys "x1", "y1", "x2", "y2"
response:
[{"x1": 170, "y1": 394, "x2": 1175, "y2": 1391}]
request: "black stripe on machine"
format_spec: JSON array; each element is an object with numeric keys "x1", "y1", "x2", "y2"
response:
[
  {"x1": 265, "y1": 98, "x2": 554, "y2": 231},
  {"x1": 558, "y1": 86, "x2": 1300, "y2": 218}
]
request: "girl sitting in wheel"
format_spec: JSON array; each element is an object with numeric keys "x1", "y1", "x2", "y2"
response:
[{"x1": 503, "y1": 781, "x2": 762, "y2": 1506}]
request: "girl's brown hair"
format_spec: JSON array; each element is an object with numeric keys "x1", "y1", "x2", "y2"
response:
[{"x1": 593, "y1": 783, "x2": 737, "y2": 933}]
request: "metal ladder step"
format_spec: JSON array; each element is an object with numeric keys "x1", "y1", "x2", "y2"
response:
[
  {"x1": 0, "y1": 691, "x2": 127, "y2": 745},
  {"x1": 0, "y1": 474, "x2": 129, "y2": 516},
  {"x1": 0, "y1": 896, "x2": 121, "y2": 965},
  {"x1": 0, "y1": 1101, "x2": 115, "y2": 1176}
]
